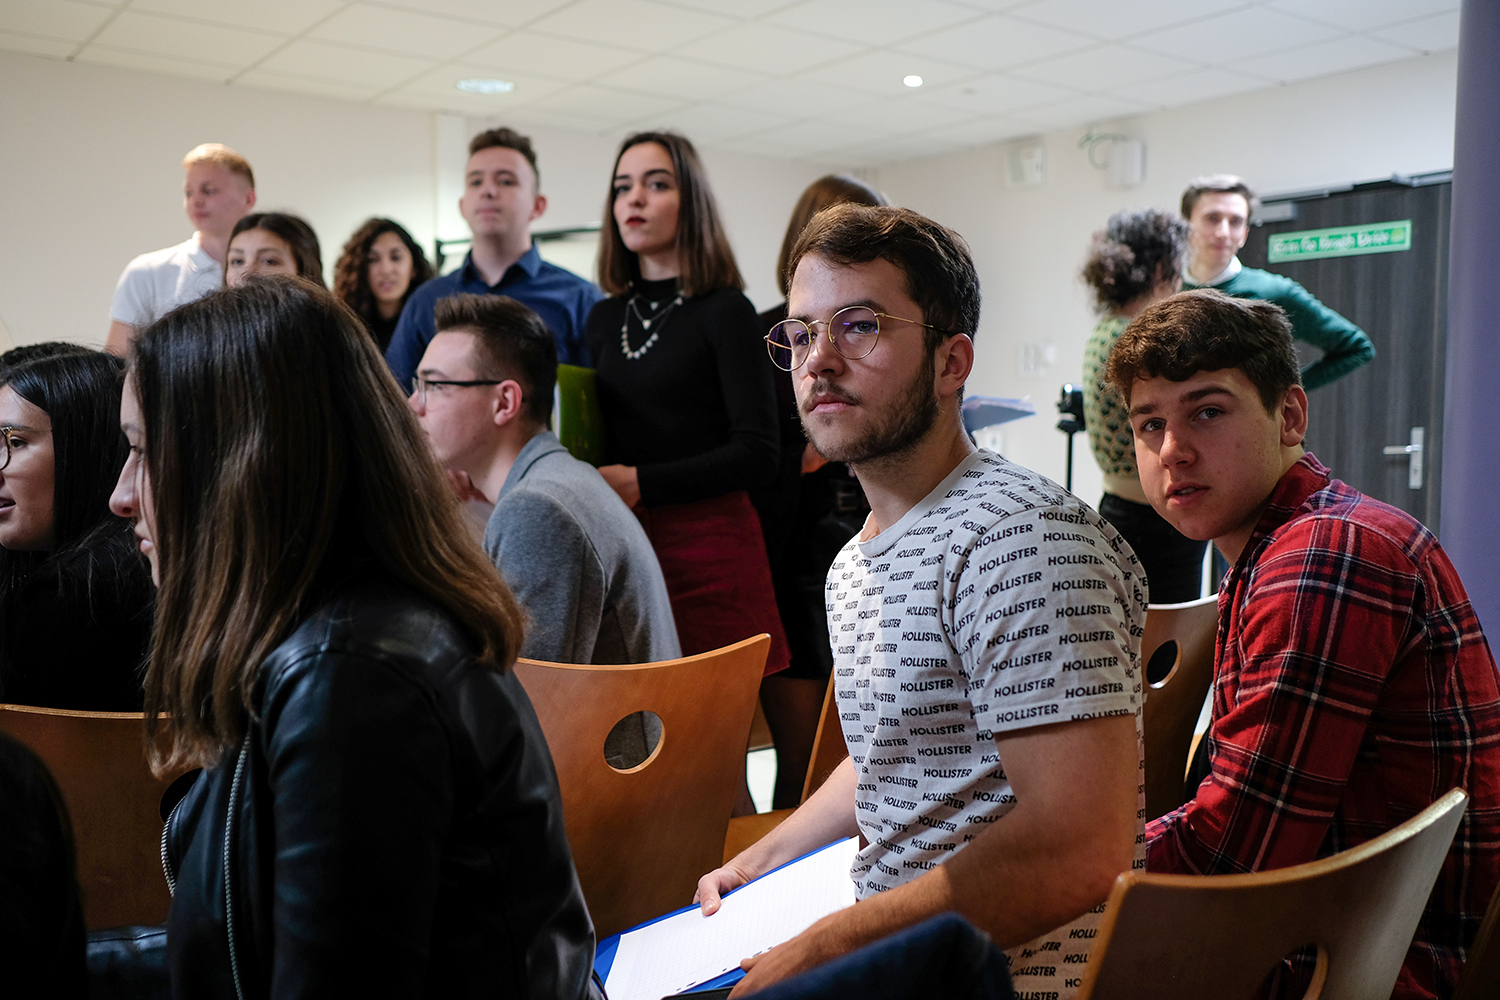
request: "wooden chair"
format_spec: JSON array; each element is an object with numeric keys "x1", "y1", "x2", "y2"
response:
[
  {"x1": 0, "y1": 704, "x2": 189, "y2": 930},
  {"x1": 513, "y1": 635, "x2": 769, "y2": 940},
  {"x1": 1141, "y1": 595, "x2": 1219, "y2": 821},
  {"x1": 722, "y1": 677, "x2": 848, "y2": 863},
  {"x1": 1454, "y1": 876, "x2": 1500, "y2": 1000},
  {"x1": 1076, "y1": 787, "x2": 1468, "y2": 1000}
]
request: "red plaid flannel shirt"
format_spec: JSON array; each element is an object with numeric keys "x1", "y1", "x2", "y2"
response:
[{"x1": 1145, "y1": 454, "x2": 1500, "y2": 1000}]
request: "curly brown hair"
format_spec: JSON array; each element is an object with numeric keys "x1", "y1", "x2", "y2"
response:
[
  {"x1": 1081, "y1": 208, "x2": 1189, "y2": 313},
  {"x1": 332, "y1": 218, "x2": 433, "y2": 337}
]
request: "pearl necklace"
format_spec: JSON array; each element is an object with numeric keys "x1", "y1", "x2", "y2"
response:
[{"x1": 620, "y1": 292, "x2": 683, "y2": 361}]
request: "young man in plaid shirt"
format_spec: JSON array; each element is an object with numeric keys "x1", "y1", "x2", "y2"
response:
[{"x1": 1106, "y1": 288, "x2": 1500, "y2": 1000}]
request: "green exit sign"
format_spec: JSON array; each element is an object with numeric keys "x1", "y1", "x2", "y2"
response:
[{"x1": 1268, "y1": 220, "x2": 1412, "y2": 262}]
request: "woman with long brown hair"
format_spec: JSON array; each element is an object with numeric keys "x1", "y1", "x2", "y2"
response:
[
  {"x1": 333, "y1": 217, "x2": 434, "y2": 352},
  {"x1": 109, "y1": 277, "x2": 597, "y2": 999},
  {"x1": 587, "y1": 130, "x2": 790, "y2": 686}
]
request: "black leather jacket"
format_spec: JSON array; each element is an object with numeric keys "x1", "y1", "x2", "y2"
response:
[{"x1": 162, "y1": 579, "x2": 596, "y2": 999}]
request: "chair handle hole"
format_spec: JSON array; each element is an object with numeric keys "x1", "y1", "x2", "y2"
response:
[{"x1": 604, "y1": 711, "x2": 663, "y2": 773}]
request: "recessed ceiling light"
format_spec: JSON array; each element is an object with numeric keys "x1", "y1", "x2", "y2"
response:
[
  {"x1": 903, "y1": 75, "x2": 923, "y2": 88},
  {"x1": 456, "y1": 78, "x2": 514, "y2": 95}
]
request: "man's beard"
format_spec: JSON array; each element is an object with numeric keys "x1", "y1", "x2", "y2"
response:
[{"x1": 800, "y1": 353, "x2": 940, "y2": 465}]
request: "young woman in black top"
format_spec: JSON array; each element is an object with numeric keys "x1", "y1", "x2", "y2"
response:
[
  {"x1": 0, "y1": 349, "x2": 152, "y2": 710},
  {"x1": 753, "y1": 174, "x2": 887, "y2": 808},
  {"x1": 587, "y1": 131, "x2": 789, "y2": 679}
]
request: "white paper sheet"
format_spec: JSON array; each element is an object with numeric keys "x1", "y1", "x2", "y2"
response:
[{"x1": 603, "y1": 837, "x2": 859, "y2": 1000}]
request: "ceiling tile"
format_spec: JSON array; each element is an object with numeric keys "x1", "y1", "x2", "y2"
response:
[
  {"x1": 89, "y1": 10, "x2": 287, "y2": 65},
  {"x1": 916, "y1": 73, "x2": 1076, "y2": 115},
  {"x1": 527, "y1": 0, "x2": 736, "y2": 53},
  {"x1": 713, "y1": 77, "x2": 871, "y2": 116},
  {"x1": 1370, "y1": 10, "x2": 1461, "y2": 52},
  {"x1": 256, "y1": 39, "x2": 438, "y2": 88},
  {"x1": 234, "y1": 69, "x2": 383, "y2": 103},
  {"x1": 0, "y1": 30, "x2": 81, "y2": 58},
  {"x1": 1131, "y1": 7, "x2": 1343, "y2": 63},
  {"x1": 524, "y1": 83, "x2": 691, "y2": 124},
  {"x1": 647, "y1": 101, "x2": 790, "y2": 144},
  {"x1": 308, "y1": 6, "x2": 506, "y2": 60},
  {"x1": 649, "y1": 0, "x2": 797, "y2": 16},
  {"x1": 126, "y1": 0, "x2": 342, "y2": 36},
  {"x1": 1229, "y1": 33, "x2": 1418, "y2": 83},
  {"x1": 460, "y1": 30, "x2": 641, "y2": 79},
  {"x1": 717, "y1": 117, "x2": 873, "y2": 157},
  {"x1": 377, "y1": 0, "x2": 575, "y2": 29},
  {"x1": 1010, "y1": 92, "x2": 1152, "y2": 129},
  {"x1": 831, "y1": 96, "x2": 976, "y2": 134},
  {"x1": 1264, "y1": 0, "x2": 1459, "y2": 32},
  {"x1": 391, "y1": 64, "x2": 572, "y2": 106},
  {"x1": 1010, "y1": 43, "x2": 1197, "y2": 89},
  {"x1": 74, "y1": 45, "x2": 239, "y2": 83},
  {"x1": 838, "y1": 131, "x2": 969, "y2": 166},
  {"x1": 893, "y1": 13, "x2": 1095, "y2": 72},
  {"x1": 1008, "y1": 0, "x2": 1245, "y2": 40},
  {"x1": 0, "y1": 0, "x2": 117, "y2": 42},
  {"x1": 768, "y1": 0, "x2": 980, "y2": 47},
  {"x1": 798, "y1": 50, "x2": 982, "y2": 99},
  {"x1": 1111, "y1": 65, "x2": 1270, "y2": 108},
  {"x1": 594, "y1": 56, "x2": 769, "y2": 101},
  {"x1": 672, "y1": 21, "x2": 863, "y2": 73},
  {"x1": 918, "y1": 114, "x2": 1043, "y2": 146}
]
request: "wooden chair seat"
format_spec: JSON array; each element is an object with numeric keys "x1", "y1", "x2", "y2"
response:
[
  {"x1": 1140, "y1": 595, "x2": 1219, "y2": 821},
  {"x1": 0, "y1": 704, "x2": 189, "y2": 930},
  {"x1": 514, "y1": 635, "x2": 769, "y2": 939},
  {"x1": 1077, "y1": 787, "x2": 1468, "y2": 1000}
]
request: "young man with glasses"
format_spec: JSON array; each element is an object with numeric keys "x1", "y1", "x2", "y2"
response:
[
  {"x1": 408, "y1": 293, "x2": 678, "y2": 674},
  {"x1": 696, "y1": 206, "x2": 1146, "y2": 1000}
]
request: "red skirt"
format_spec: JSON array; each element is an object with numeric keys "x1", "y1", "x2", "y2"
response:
[{"x1": 638, "y1": 491, "x2": 790, "y2": 676}]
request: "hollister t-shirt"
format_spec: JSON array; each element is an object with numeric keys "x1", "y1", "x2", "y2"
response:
[{"x1": 826, "y1": 449, "x2": 1146, "y2": 1000}]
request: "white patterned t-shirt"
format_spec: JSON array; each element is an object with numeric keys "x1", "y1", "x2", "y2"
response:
[{"x1": 826, "y1": 450, "x2": 1146, "y2": 1000}]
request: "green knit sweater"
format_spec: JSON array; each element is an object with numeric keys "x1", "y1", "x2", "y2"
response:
[{"x1": 1185, "y1": 263, "x2": 1375, "y2": 390}]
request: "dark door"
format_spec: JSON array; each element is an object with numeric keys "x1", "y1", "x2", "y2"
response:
[{"x1": 1241, "y1": 178, "x2": 1450, "y2": 531}]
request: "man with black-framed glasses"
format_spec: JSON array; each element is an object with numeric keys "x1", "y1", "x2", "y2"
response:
[
  {"x1": 408, "y1": 293, "x2": 678, "y2": 679},
  {"x1": 697, "y1": 206, "x2": 1146, "y2": 1000}
]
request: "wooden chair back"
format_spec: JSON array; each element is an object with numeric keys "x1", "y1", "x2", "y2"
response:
[
  {"x1": 798, "y1": 676, "x2": 848, "y2": 803},
  {"x1": 513, "y1": 635, "x2": 769, "y2": 939},
  {"x1": 1141, "y1": 595, "x2": 1219, "y2": 820},
  {"x1": 0, "y1": 704, "x2": 188, "y2": 930},
  {"x1": 1077, "y1": 787, "x2": 1468, "y2": 1000},
  {"x1": 1454, "y1": 877, "x2": 1500, "y2": 1000}
]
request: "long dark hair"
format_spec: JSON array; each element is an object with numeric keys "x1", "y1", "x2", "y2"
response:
[
  {"x1": 776, "y1": 175, "x2": 887, "y2": 296},
  {"x1": 332, "y1": 217, "x2": 433, "y2": 336},
  {"x1": 227, "y1": 213, "x2": 325, "y2": 287},
  {"x1": 0, "y1": 350, "x2": 134, "y2": 622},
  {"x1": 597, "y1": 131, "x2": 743, "y2": 298},
  {"x1": 133, "y1": 278, "x2": 525, "y2": 771}
]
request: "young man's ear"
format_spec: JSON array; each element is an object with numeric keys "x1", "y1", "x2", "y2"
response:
[
  {"x1": 529, "y1": 192, "x2": 548, "y2": 223},
  {"x1": 936, "y1": 334, "x2": 975, "y2": 399},
  {"x1": 1278, "y1": 385, "x2": 1309, "y2": 447},
  {"x1": 492, "y1": 380, "x2": 526, "y2": 428}
]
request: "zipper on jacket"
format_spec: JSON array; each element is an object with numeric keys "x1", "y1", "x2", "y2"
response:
[
  {"x1": 160, "y1": 795, "x2": 183, "y2": 896},
  {"x1": 224, "y1": 740, "x2": 249, "y2": 1000}
]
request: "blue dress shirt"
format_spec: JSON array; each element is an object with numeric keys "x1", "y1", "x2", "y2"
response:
[{"x1": 385, "y1": 243, "x2": 604, "y2": 386}]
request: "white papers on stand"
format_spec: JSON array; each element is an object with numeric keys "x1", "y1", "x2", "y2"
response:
[
  {"x1": 962, "y1": 395, "x2": 1036, "y2": 433},
  {"x1": 603, "y1": 837, "x2": 859, "y2": 1000}
]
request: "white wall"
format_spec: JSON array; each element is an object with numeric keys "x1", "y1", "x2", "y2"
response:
[
  {"x1": 874, "y1": 50, "x2": 1458, "y2": 504},
  {"x1": 0, "y1": 51, "x2": 436, "y2": 348},
  {"x1": 0, "y1": 48, "x2": 823, "y2": 352}
]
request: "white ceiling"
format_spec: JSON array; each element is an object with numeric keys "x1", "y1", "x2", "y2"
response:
[{"x1": 0, "y1": 0, "x2": 1461, "y2": 166}]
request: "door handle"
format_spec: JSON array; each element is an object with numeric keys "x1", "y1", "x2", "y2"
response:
[{"x1": 1382, "y1": 427, "x2": 1424, "y2": 489}]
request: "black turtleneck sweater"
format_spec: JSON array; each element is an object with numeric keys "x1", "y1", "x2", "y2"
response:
[{"x1": 585, "y1": 277, "x2": 779, "y2": 507}]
